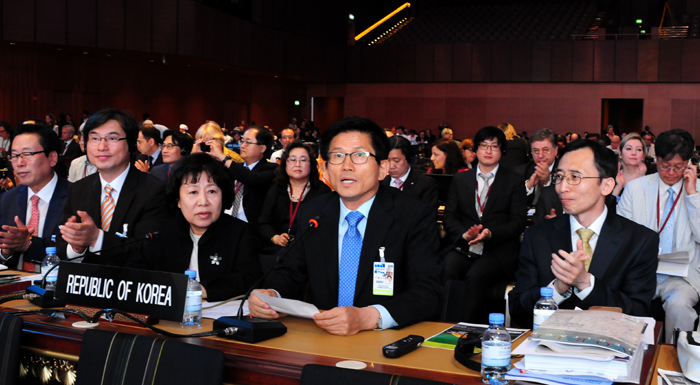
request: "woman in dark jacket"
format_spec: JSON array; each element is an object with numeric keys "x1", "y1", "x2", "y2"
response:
[
  {"x1": 258, "y1": 141, "x2": 331, "y2": 255},
  {"x1": 130, "y1": 153, "x2": 262, "y2": 302}
]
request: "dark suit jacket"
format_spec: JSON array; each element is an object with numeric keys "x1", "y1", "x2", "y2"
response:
[
  {"x1": 500, "y1": 138, "x2": 529, "y2": 169},
  {"x1": 56, "y1": 166, "x2": 168, "y2": 266},
  {"x1": 514, "y1": 158, "x2": 559, "y2": 207},
  {"x1": 150, "y1": 164, "x2": 170, "y2": 182},
  {"x1": 381, "y1": 167, "x2": 439, "y2": 209},
  {"x1": 266, "y1": 185, "x2": 443, "y2": 327},
  {"x1": 0, "y1": 177, "x2": 70, "y2": 264},
  {"x1": 226, "y1": 160, "x2": 278, "y2": 240},
  {"x1": 532, "y1": 183, "x2": 563, "y2": 224},
  {"x1": 442, "y1": 166, "x2": 527, "y2": 276},
  {"x1": 128, "y1": 214, "x2": 262, "y2": 302},
  {"x1": 151, "y1": 152, "x2": 163, "y2": 167},
  {"x1": 508, "y1": 212, "x2": 659, "y2": 328},
  {"x1": 61, "y1": 140, "x2": 83, "y2": 159}
]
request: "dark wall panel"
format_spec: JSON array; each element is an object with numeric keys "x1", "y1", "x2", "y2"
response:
[
  {"x1": 637, "y1": 40, "x2": 659, "y2": 82},
  {"x1": 472, "y1": 43, "x2": 492, "y2": 82},
  {"x1": 97, "y1": 0, "x2": 124, "y2": 49},
  {"x1": 396, "y1": 45, "x2": 416, "y2": 82},
  {"x1": 681, "y1": 40, "x2": 700, "y2": 82},
  {"x1": 551, "y1": 41, "x2": 572, "y2": 82},
  {"x1": 152, "y1": 0, "x2": 177, "y2": 54},
  {"x1": 125, "y1": 0, "x2": 151, "y2": 53},
  {"x1": 178, "y1": 0, "x2": 200, "y2": 57},
  {"x1": 2, "y1": 0, "x2": 34, "y2": 42},
  {"x1": 615, "y1": 40, "x2": 637, "y2": 82},
  {"x1": 659, "y1": 40, "x2": 682, "y2": 82},
  {"x1": 572, "y1": 41, "x2": 594, "y2": 82},
  {"x1": 200, "y1": 6, "x2": 228, "y2": 64},
  {"x1": 36, "y1": 0, "x2": 67, "y2": 45},
  {"x1": 415, "y1": 44, "x2": 435, "y2": 82},
  {"x1": 434, "y1": 44, "x2": 453, "y2": 82},
  {"x1": 593, "y1": 41, "x2": 615, "y2": 82},
  {"x1": 67, "y1": 0, "x2": 96, "y2": 47},
  {"x1": 491, "y1": 42, "x2": 511, "y2": 82},
  {"x1": 346, "y1": 47, "x2": 363, "y2": 83},
  {"x1": 511, "y1": 42, "x2": 531, "y2": 82},
  {"x1": 531, "y1": 41, "x2": 552, "y2": 82},
  {"x1": 452, "y1": 43, "x2": 472, "y2": 82}
]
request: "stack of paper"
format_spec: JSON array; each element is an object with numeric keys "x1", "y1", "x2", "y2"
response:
[
  {"x1": 658, "y1": 251, "x2": 690, "y2": 277},
  {"x1": 508, "y1": 310, "x2": 651, "y2": 384}
]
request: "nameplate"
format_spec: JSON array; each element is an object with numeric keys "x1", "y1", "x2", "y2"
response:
[{"x1": 54, "y1": 263, "x2": 188, "y2": 322}]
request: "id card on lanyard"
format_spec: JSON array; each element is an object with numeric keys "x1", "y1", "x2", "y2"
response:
[{"x1": 373, "y1": 247, "x2": 394, "y2": 296}]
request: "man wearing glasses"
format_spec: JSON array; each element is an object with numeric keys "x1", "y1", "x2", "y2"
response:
[
  {"x1": 0, "y1": 123, "x2": 69, "y2": 270},
  {"x1": 618, "y1": 129, "x2": 699, "y2": 343},
  {"x1": 442, "y1": 126, "x2": 527, "y2": 324},
  {"x1": 249, "y1": 116, "x2": 442, "y2": 336},
  {"x1": 509, "y1": 140, "x2": 658, "y2": 329},
  {"x1": 516, "y1": 128, "x2": 562, "y2": 223},
  {"x1": 57, "y1": 109, "x2": 167, "y2": 266},
  {"x1": 270, "y1": 128, "x2": 296, "y2": 164}
]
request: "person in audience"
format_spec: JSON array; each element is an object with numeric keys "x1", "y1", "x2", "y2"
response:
[
  {"x1": 57, "y1": 108, "x2": 168, "y2": 266},
  {"x1": 618, "y1": 129, "x2": 699, "y2": 343},
  {"x1": 608, "y1": 135, "x2": 621, "y2": 155},
  {"x1": 68, "y1": 126, "x2": 98, "y2": 183},
  {"x1": 128, "y1": 153, "x2": 262, "y2": 301},
  {"x1": 569, "y1": 133, "x2": 580, "y2": 142},
  {"x1": 426, "y1": 129, "x2": 436, "y2": 144},
  {"x1": 381, "y1": 136, "x2": 438, "y2": 208},
  {"x1": 612, "y1": 132, "x2": 647, "y2": 197},
  {"x1": 249, "y1": 116, "x2": 443, "y2": 336},
  {"x1": 509, "y1": 139, "x2": 659, "y2": 328},
  {"x1": 428, "y1": 139, "x2": 468, "y2": 174},
  {"x1": 416, "y1": 130, "x2": 429, "y2": 144},
  {"x1": 442, "y1": 126, "x2": 527, "y2": 323},
  {"x1": 498, "y1": 122, "x2": 528, "y2": 169},
  {"x1": 194, "y1": 121, "x2": 243, "y2": 164},
  {"x1": 179, "y1": 124, "x2": 189, "y2": 135},
  {"x1": 134, "y1": 125, "x2": 163, "y2": 172},
  {"x1": 151, "y1": 130, "x2": 194, "y2": 181},
  {"x1": 516, "y1": 129, "x2": 562, "y2": 224},
  {"x1": 642, "y1": 130, "x2": 656, "y2": 158},
  {"x1": 0, "y1": 121, "x2": 11, "y2": 157},
  {"x1": 459, "y1": 139, "x2": 477, "y2": 169},
  {"x1": 60, "y1": 125, "x2": 82, "y2": 159},
  {"x1": 270, "y1": 128, "x2": 296, "y2": 164},
  {"x1": 556, "y1": 134, "x2": 566, "y2": 151},
  {"x1": 45, "y1": 113, "x2": 59, "y2": 134},
  {"x1": 441, "y1": 128, "x2": 457, "y2": 143},
  {"x1": 0, "y1": 123, "x2": 69, "y2": 269},
  {"x1": 258, "y1": 141, "x2": 331, "y2": 255}
]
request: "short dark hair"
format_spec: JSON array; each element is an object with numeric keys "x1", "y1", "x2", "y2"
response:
[
  {"x1": 655, "y1": 128, "x2": 695, "y2": 161},
  {"x1": 275, "y1": 141, "x2": 321, "y2": 188},
  {"x1": 473, "y1": 126, "x2": 507, "y2": 155},
  {"x1": 10, "y1": 123, "x2": 62, "y2": 156},
  {"x1": 558, "y1": 139, "x2": 617, "y2": 181},
  {"x1": 163, "y1": 129, "x2": 195, "y2": 156},
  {"x1": 0, "y1": 121, "x2": 11, "y2": 130},
  {"x1": 140, "y1": 125, "x2": 163, "y2": 145},
  {"x1": 320, "y1": 116, "x2": 389, "y2": 163},
  {"x1": 530, "y1": 128, "x2": 557, "y2": 148},
  {"x1": 166, "y1": 153, "x2": 234, "y2": 213},
  {"x1": 83, "y1": 109, "x2": 139, "y2": 153},
  {"x1": 247, "y1": 125, "x2": 274, "y2": 159},
  {"x1": 586, "y1": 133, "x2": 600, "y2": 140},
  {"x1": 387, "y1": 135, "x2": 414, "y2": 161}
]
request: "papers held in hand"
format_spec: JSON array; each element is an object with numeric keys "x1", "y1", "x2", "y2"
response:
[
  {"x1": 252, "y1": 291, "x2": 320, "y2": 319},
  {"x1": 657, "y1": 251, "x2": 690, "y2": 277}
]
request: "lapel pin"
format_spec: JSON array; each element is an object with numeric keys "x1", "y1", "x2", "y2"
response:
[{"x1": 210, "y1": 254, "x2": 222, "y2": 265}]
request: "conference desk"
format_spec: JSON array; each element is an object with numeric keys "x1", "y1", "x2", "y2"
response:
[
  {"x1": 649, "y1": 344, "x2": 682, "y2": 385},
  {"x1": 3, "y1": 298, "x2": 662, "y2": 385}
]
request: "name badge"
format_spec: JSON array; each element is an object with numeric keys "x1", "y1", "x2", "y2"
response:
[{"x1": 373, "y1": 262, "x2": 394, "y2": 296}]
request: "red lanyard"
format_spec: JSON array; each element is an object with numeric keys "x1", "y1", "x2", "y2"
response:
[
  {"x1": 288, "y1": 183, "x2": 307, "y2": 232},
  {"x1": 656, "y1": 185, "x2": 683, "y2": 233},
  {"x1": 475, "y1": 184, "x2": 493, "y2": 215}
]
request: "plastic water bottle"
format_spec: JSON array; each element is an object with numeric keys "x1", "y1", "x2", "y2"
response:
[
  {"x1": 533, "y1": 287, "x2": 558, "y2": 330},
  {"x1": 481, "y1": 313, "x2": 511, "y2": 385},
  {"x1": 181, "y1": 270, "x2": 202, "y2": 326},
  {"x1": 41, "y1": 247, "x2": 60, "y2": 291}
]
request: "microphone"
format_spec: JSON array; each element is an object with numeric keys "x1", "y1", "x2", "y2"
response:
[
  {"x1": 213, "y1": 215, "x2": 320, "y2": 343},
  {"x1": 26, "y1": 232, "x2": 159, "y2": 308}
]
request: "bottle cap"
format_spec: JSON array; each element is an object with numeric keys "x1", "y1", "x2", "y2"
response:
[
  {"x1": 185, "y1": 270, "x2": 197, "y2": 279},
  {"x1": 46, "y1": 247, "x2": 57, "y2": 254},
  {"x1": 540, "y1": 287, "x2": 553, "y2": 297},
  {"x1": 489, "y1": 313, "x2": 505, "y2": 325}
]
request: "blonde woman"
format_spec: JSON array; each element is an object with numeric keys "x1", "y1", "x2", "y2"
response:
[
  {"x1": 192, "y1": 121, "x2": 243, "y2": 163},
  {"x1": 498, "y1": 122, "x2": 528, "y2": 168},
  {"x1": 612, "y1": 132, "x2": 648, "y2": 197}
]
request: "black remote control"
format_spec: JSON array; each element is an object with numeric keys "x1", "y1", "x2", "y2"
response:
[{"x1": 382, "y1": 335, "x2": 424, "y2": 358}]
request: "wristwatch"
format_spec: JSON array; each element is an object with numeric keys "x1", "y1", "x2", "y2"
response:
[{"x1": 221, "y1": 155, "x2": 232, "y2": 164}]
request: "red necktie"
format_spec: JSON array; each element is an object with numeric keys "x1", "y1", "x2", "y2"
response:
[{"x1": 28, "y1": 195, "x2": 40, "y2": 236}]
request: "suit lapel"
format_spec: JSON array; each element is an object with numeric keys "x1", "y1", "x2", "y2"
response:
[
  {"x1": 550, "y1": 215, "x2": 573, "y2": 255},
  {"x1": 463, "y1": 171, "x2": 481, "y2": 223},
  {"x1": 43, "y1": 179, "x2": 68, "y2": 235},
  {"x1": 588, "y1": 213, "x2": 623, "y2": 278},
  {"x1": 482, "y1": 169, "x2": 505, "y2": 217},
  {"x1": 318, "y1": 195, "x2": 341, "y2": 303},
  {"x1": 110, "y1": 167, "x2": 138, "y2": 234},
  {"x1": 14, "y1": 187, "x2": 29, "y2": 223},
  {"x1": 355, "y1": 188, "x2": 394, "y2": 298}
]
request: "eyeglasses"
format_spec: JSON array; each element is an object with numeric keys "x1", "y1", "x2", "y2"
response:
[
  {"x1": 88, "y1": 135, "x2": 127, "y2": 145},
  {"x1": 240, "y1": 140, "x2": 261, "y2": 146},
  {"x1": 287, "y1": 157, "x2": 310, "y2": 164},
  {"x1": 9, "y1": 151, "x2": 44, "y2": 162},
  {"x1": 531, "y1": 147, "x2": 552, "y2": 156},
  {"x1": 281, "y1": 135, "x2": 295, "y2": 140},
  {"x1": 657, "y1": 164, "x2": 686, "y2": 173},
  {"x1": 327, "y1": 151, "x2": 376, "y2": 165},
  {"x1": 478, "y1": 143, "x2": 500, "y2": 151},
  {"x1": 552, "y1": 172, "x2": 601, "y2": 185},
  {"x1": 160, "y1": 143, "x2": 180, "y2": 149}
]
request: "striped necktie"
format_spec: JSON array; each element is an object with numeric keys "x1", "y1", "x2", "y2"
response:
[{"x1": 101, "y1": 185, "x2": 116, "y2": 231}]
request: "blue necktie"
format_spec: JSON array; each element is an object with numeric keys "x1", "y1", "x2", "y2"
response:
[
  {"x1": 338, "y1": 211, "x2": 364, "y2": 307},
  {"x1": 659, "y1": 187, "x2": 675, "y2": 254}
]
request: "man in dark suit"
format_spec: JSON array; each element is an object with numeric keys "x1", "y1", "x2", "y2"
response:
[
  {"x1": 249, "y1": 117, "x2": 442, "y2": 336},
  {"x1": 442, "y1": 126, "x2": 527, "y2": 323},
  {"x1": 381, "y1": 136, "x2": 438, "y2": 208},
  {"x1": 509, "y1": 139, "x2": 659, "y2": 328},
  {"x1": 60, "y1": 125, "x2": 83, "y2": 159},
  {"x1": 217, "y1": 125, "x2": 277, "y2": 244},
  {"x1": 57, "y1": 109, "x2": 167, "y2": 267},
  {"x1": 515, "y1": 128, "x2": 560, "y2": 208},
  {"x1": 0, "y1": 123, "x2": 69, "y2": 270},
  {"x1": 134, "y1": 125, "x2": 163, "y2": 172}
]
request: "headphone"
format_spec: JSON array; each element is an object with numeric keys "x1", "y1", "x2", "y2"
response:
[
  {"x1": 454, "y1": 332, "x2": 482, "y2": 371},
  {"x1": 180, "y1": 146, "x2": 189, "y2": 157}
]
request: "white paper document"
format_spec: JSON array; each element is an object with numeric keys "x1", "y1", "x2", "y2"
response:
[
  {"x1": 201, "y1": 300, "x2": 248, "y2": 319},
  {"x1": 657, "y1": 251, "x2": 690, "y2": 277},
  {"x1": 252, "y1": 291, "x2": 320, "y2": 319}
]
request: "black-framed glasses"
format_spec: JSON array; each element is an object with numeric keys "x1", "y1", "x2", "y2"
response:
[
  {"x1": 478, "y1": 143, "x2": 500, "y2": 151},
  {"x1": 327, "y1": 151, "x2": 376, "y2": 165},
  {"x1": 552, "y1": 172, "x2": 601, "y2": 185},
  {"x1": 87, "y1": 135, "x2": 127, "y2": 145},
  {"x1": 9, "y1": 151, "x2": 44, "y2": 162}
]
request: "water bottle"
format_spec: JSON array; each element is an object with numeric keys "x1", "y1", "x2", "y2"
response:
[
  {"x1": 181, "y1": 270, "x2": 202, "y2": 326},
  {"x1": 533, "y1": 287, "x2": 558, "y2": 330},
  {"x1": 41, "y1": 247, "x2": 60, "y2": 291},
  {"x1": 481, "y1": 313, "x2": 511, "y2": 385}
]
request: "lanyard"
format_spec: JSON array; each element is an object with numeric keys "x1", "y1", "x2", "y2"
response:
[
  {"x1": 288, "y1": 183, "x2": 307, "y2": 232},
  {"x1": 656, "y1": 184, "x2": 683, "y2": 234},
  {"x1": 475, "y1": 184, "x2": 493, "y2": 215}
]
